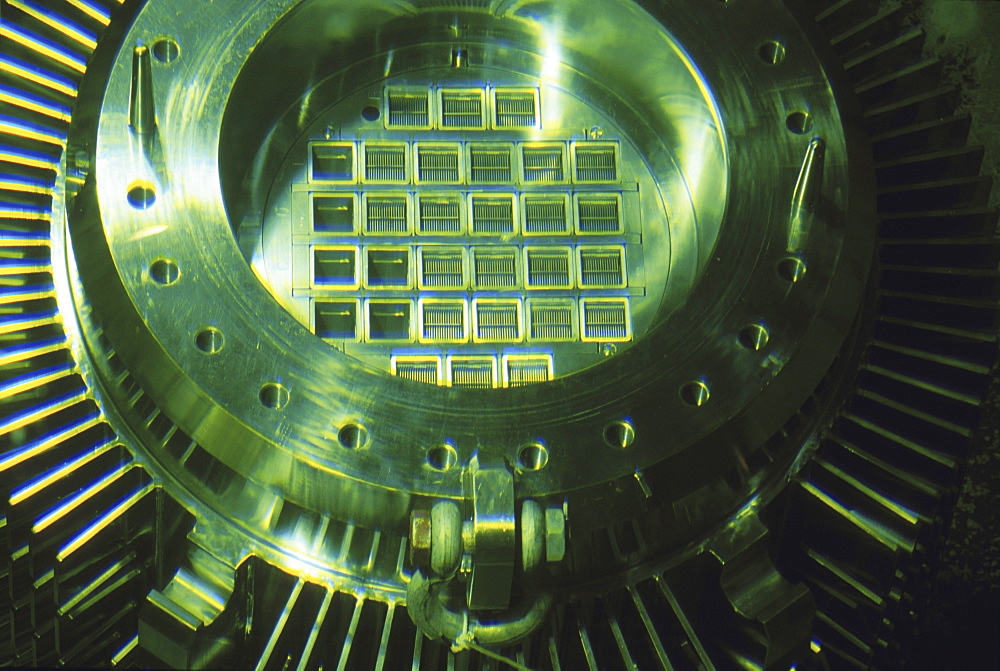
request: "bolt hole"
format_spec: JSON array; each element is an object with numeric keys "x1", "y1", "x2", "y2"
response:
[
  {"x1": 603, "y1": 420, "x2": 635, "y2": 449},
  {"x1": 758, "y1": 40, "x2": 786, "y2": 65},
  {"x1": 149, "y1": 258, "x2": 179, "y2": 285},
  {"x1": 259, "y1": 383, "x2": 289, "y2": 410},
  {"x1": 680, "y1": 380, "x2": 711, "y2": 407},
  {"x1": 738, "y1": 323, "x2": 770, "y2": 351},
  {"x1": 338, "y1": 423, "x2": 369, "y2": 450},
  {"x1": 362, "y1": 105, "x2": 381, "y2": 122},
  {"x1": 195, "y1": 327, "x2": 224, "y2": 354},
  {"x1": 427, "y1": 443, "x2": 458, "y2": 472},
  {"x1": 151, "y1": 38, "x2": 179, "y2": 63},
  {"x1": 517, "y1": 443, "x2": 549, "y2": 471},
  {"x1": 127, "y1": 181, "x2": 156, "y2": 209},
  {"x1": 778, "y1": 256, "x2": 808, "y2": 283},
  {"x1": 786, "y1": 111, "x2": 814, "y2": 135}
]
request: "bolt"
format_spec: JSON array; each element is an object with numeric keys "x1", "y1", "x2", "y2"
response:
[
  {"x1": 409, "y1": 509, "x2": 431, "y2": 566},
  {"x1": 589, "y1": 125, "x2": 605, "y2": 140}
]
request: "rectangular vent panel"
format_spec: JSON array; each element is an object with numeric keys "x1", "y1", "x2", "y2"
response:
[
  {"x1": 473, "y1": 248, "x2": 518, "y2": 289},
  {"x1": 365, "y1": 248, "x2": 411, "y2": 289},
  {"x1": 474, "y1": 300, "x2": 521, "y2": 342},
  {"x1": 418, "y1": 195, "x2": 463, "y2": 234},
  {"x1": 576, "y1": 195, "x2": 622, "y2": 234},
  {"x1": 450, "y1": 357, "x2": 497, "y2": 389},
  {"x1": 525, "y1": 247, "x2": 572, "y2": 289},
  {"x1": 392, "y1": 356, "x2": 441, "y2": 385},
  {"x1": 364, "y1": 143, "x2": 408, "y2": 183},
  {"x1": 367, "y1": 301, "x2": 412, "y2": 341},
  {"x1": 505, "y1": 355, "x2": 553, "y2": 387},
  {"x1": 579, "y1": 247, "x2": 626, "y2": 288},
  {"x1": 420, "y1": 300, "x2": 468, "y2": 342},
  {"x1": 440, "y1": 89, "x2": 486, "y2": 129},
  {"x1": 471, "y1": 195, "x2": 516, "y2": 235},
  {"x1": 313, "y1": 194, "x2": 355, "y2": 234},
  {"x1": 521, "y1": 143, "x2": 565, "y2": 183},
  {"x1": 416, "y1": 144, "x2": 461, "y2": 184},
  {"x1": 581, "y1": 299, "x2": 631, "y2": 342},
  {"x1": 314, "y1": 248, "x2": 358, "y2": 288},
  {"x1": 365, "y1": 195, "x2": 409, "y2": 235},
  {"x1": 494, "y1": 89, "x2": 538, "y2": 128},
  {"x1": 387, "y1": 89, "x2": 430, "y2": 128},
  {"x1": 574, "y1": 143, "x2": 618, "y2": 183},
  {"x1": 527, "y1": 299, "x2": 575, "y2": 341},
  {"x1": 469, "y1": 143, "x2": 513, "y2": 183},
  {"x1": 523, "y1": 195, "x2": 569, "y2": 235},
  {"x1": 311, "y1": 143, "x2": 355, "y2": 182},
  {"x1": 419, "y1": 247, "x2": 465, "y2": 289}
]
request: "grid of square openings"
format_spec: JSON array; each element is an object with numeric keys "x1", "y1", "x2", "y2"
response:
[
  {"x1": 310, "y1": 192, "x2": 625, "y2": 237},
  {"x1": 391, "y1": 353, "x2": 555, "y2": 388},
  {"x1": 314, "y1": 296, "x2": 631, "y2": 346},
  {"x1": 310, "y1": 141, "x2": 619, "y2": 186},
  {"x1": 313, "y1": 245, "x2": 627, "y2": 292},
  {"x1": 383, "y1": 87, "x2": 540, "y2": 130}
]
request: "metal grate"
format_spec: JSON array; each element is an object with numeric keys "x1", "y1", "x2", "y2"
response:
[
  {"x1": 474, "y1": 300, "x2": 521, "y2": 342},
  {"x1": 505, "y1": 355, "x2": 553, "y2": 386},
  {"x1": 528, "y1": 300, "x2": 575, "y2": 341},
  {"x1": 364, "y1": 143, "x2": 408, "y2": 183},
  {"x1": 419, "y1": 248, "x2": 465, "y2": 289},
  {"x1": 494, "y1": 88, "x2": 538, "y2": 128},
  {"x1": 469, "y1": 143, "x2": 513, "y2": 183},
  {"x1": 418, "y1": 195, "x2": 463, "y2": 234},
  {"x1": 579, "y1": 247, "x2": 626, "y2": 288},
  {"x1": 471, "y1": 195, "x2": 515, "y2": 235},
  {"x1": 416, "y1": 144, "x2": 461, "y2": 183},
  {"x1": 577, "y1": 195, "x2": 622, "y2": 234},
  {"x1": 574, "y1": 143, "x2": 618, "y2": 182},
  {"x1": 523, "y1": 195, "x2": 569, "y2": 234},
  {"x1": 387, "y1": 89, "x2": 430, "y2": 128},
  {"x1": 421, "y1": 300, "x2": 467, "y2": 342},
  {"x1": 440, "y1": 89, "x2": 486, "y2": 129},
  {"x1": 393, "y1": 356, "x2": 440, "y2": 385},
  {"x1": 450, "y1": 357, "x2": 497, "y2": 388},
  {"x1": 521, "y1": 143, "x2": 565, "y2": 183},
  {"x1": 473, "y1": 248, "x2": 518, "y2": 289},
  {"x1": 365, "y1": 195, "x2": 409, "y2": 234},
  {"x1": 526, "y1": 247, "x2": 573, "y2": 288},
  {"x1": 582, "y1": 299, "x2": 630, "y2": 341}
]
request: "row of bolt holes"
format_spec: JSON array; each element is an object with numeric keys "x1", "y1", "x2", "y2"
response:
[{"x1": 138, "y1": 33, "x2": 801, "y2": 472}]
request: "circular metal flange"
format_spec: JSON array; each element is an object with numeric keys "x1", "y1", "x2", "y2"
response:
[{"x1": 68, "y1": 0, "x2": 875, "y2": 574}]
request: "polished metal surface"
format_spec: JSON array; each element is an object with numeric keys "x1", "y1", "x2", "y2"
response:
[{"x1": 3, "y1": 0, "x2": 996, "y2": 668}]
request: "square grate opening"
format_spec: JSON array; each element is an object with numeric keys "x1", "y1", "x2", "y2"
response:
[
  {"x1": 366, "y1": 249, "x2": 410, "y2": 288},
  {"x1": 521, "y1": 143, "x2": 565, "y2": 183},
  {"x1": 576, "y1": 195, "x2": 622, "y2": 234},
  {"x1": 421, "y1": 300, "x2": 467, "y2": 342},
  {"x1": 416, "y1": 143, "x2": 461, "y2": 184},
  {"x1": 574, "y1": 143, "x2": 618, "y2": 182},
  {"x1": 311, "y1": 143, "x2": 355, "y2": 182},
  {"x1": 473, "y1": 248, "x2": 519, "y2": 289},
  {"x1": 527, "y1": 299, "x2": 576, "y2": 341},
  {"x1": 471, "y1": 195, "x2": 516, "y2": 235},
  {"x1": 393, "y1": 356, "x2": 440, "y2": 385},
  {"x1": 450, "y1": 357, "x2": 497, "y2": 388},
  {"x1": 314, "y1": 301, "x2": 358, "y2": 340},
  {"x1": 474, "y1": 300, "x2": 521, "y2": 342},
  {"x1": 367, "y1": 301, "x2": 412, "y2": 341},
  {"x1": 364, "y1": 143, "x2": 408, "y2": 183},
  {"x1": 469, "y1": 143, "x2": 513, "y2": 183},
  {"x1": 419, "y1": 247, "x2": 465, "y2": 289},
  {"x1": 314, "y1": 248, "x2": 358, "y2": 287},
  {"x1": 579, "y1": 247, "x2": 626, "y2": 288},
  {"x1": 440, "y1": 89, "x2": 486, "y2": 129},
  {"x1": 582, "y1": 298, "x2": 630, "y2": 341},
  {"x1": 387, "y1": 89, "x2": 431, "y2": 128},
  {"x1": 525, "y1": 247, "x2": 573, "y2": 288},
  {"x1": 418, "y1": 194, "x2": 463, "y2": 234},
  {"x1": 365, "y1": 195, "x2": 409, "y2": 234},
  {"x1": 313, "y1": 194, "x2": 355, "y2": 234},
  {"x1": 505, "y1": 355, "x2": 553, "y2": 386},
  {"x1": 523, "y1": 195, "x2": 569, "y2": 235},
  {"x1": 494, "y1": 88, "x2": 538, "y2": 128}
]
